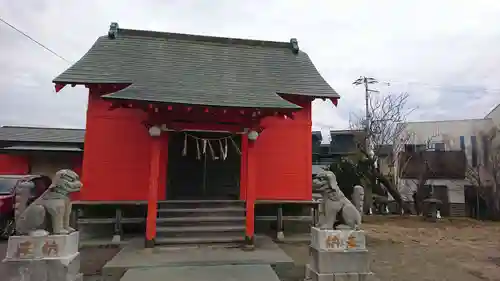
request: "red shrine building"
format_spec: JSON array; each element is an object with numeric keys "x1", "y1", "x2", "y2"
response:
[{"x1": 52, "y1": 23, "x2": 339, "y2": 247}]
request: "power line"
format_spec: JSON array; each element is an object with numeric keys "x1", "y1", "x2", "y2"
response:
[
  {"x1": 382, "y1": 79, "x2": 500, "y2": 93},
  {"x1": 0, "y1": 16, "x2": 71, "y2": 63}
]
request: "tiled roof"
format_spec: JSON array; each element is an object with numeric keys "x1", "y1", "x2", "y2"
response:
[
  {"x1": 0, "y1": 126, "x2": 85, "y2": 143},
  {"x1": 54, "y1": 23, "x2": 339, "y2": 109}
]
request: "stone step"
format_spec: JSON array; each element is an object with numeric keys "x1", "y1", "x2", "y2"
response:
[
  {"x1": 157, "y1": 200, "x2": 244, "y2": 209},
  {"x1": 155, "y1": 200, "x2": 246, "y2": 246},
  {"x1": 155, "y1": 235, "x2": 245, "y2": 245},
  {"x1": 157, "y1": 216, "x2": 245, "y2": 223},
  {"x1": 157, "y1": 207, "x2": 245, "y2": 218},
  {"x1": 156, "y1": 216, "x2": 245, "y2": 227},
  {"x1": 157, "y1": 207, "x2": 245, "y2": 213},
  {"x1": 157, "y1": 225, "x2": 245, "y2": 234},
  {"x1": 157, "y1": 227, "x2": 245, "y2": 238}
]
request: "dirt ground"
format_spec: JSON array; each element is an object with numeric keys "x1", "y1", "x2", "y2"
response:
[
  {"x1": 279, "y1": 216, "x2": 500, "y2": 281},
  {"x1": 80, "y1": 246, "x2": 122, "y2": 277},
  {"x1": 3, "y1": 216, "x2": 499, "y2": 281}
]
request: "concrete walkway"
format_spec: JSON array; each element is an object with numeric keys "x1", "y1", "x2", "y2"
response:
[
  {"x1": 120, "y1": 264, "x2": 281, "y2": 281},
  {"x1": 101, "y1": 236, "x2": 295, "y2": 281}
]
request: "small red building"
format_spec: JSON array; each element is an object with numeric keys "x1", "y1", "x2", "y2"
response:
[
  {"x1": 0, "y1": 126, "x2": 84, "y2": 176},
  {"x1": 53, "y1": 23, "x2": 339, "y2": 247}
]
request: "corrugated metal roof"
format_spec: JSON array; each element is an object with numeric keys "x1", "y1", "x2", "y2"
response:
[
  {"x1": 54, "y1": 24, "x2": 339, "y2": 109},
  {"x1": 0, "y1": 126, "x2": 85, "y2": 143},
  {"x1": 1, "y1": 145, "x2": 83, "y2": 152}
]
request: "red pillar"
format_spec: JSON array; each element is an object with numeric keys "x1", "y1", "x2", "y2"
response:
[
  {"x1": 245, "y1": 135, "x2": 256, "y2": 246},
  {"x1": 145, "y1": 128, "x2": 162, "y2": 248}
]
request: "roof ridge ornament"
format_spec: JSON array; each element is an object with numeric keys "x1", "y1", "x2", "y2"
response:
[
  {"x1": 290, "y1": 38, "x2": 299, "y2": 54},
  {"x1": 108, "y1": 22, "x2": 119, "y2": 39}
]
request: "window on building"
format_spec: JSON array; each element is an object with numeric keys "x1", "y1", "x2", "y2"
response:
[
  {"x1": 459, "y1": 136, "x2": 465, "y2": 151},
  {"x1": 405, "y1": 144, "x2": 427, "y2": 152},
  {"x1": 404, "y1": 144, "x2": 414, "y2": 152},
  {"x1": 482, "y1": 135, "x2": 489, "y2": 167},
  {"x1": 415, "y1": 144, "x2": 427, "y2": 152},
  {"x1": 471, "y1": 135, "x2": 478, "y2": 167},
  {"x1": 434, "y1": 142, "x2": 445, "y2": 151}
]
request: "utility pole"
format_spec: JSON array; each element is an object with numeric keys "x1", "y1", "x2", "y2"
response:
[{"x1": 353, "y1": 76, "x2": 379, "y2": 159}]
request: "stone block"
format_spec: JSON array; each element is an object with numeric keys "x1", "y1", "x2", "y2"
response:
[
  {"x1": 309, "y1": 247, "x2": 370, "y2": 274},
  {"x1": 306, "y1": 264, "x2": 374, "y2": 281},
  {"x1": 47, "y1": 253, "x2": 81, "y2": 281},
  {"x1": 5, "y1": 231, "x2": 79, "y2": 261},
  {"x1": 4, "y1": 259, "x2": 49, "y2": 281},
  {"x1": 70, "y1": 273, "x2": 84, "y2": 281},
  {"x1": 4, "y1": 252, "x2": 80, "y2": 281},
  {"x1": 311, "y1": 227, "x2": 366, "y2": 251}
]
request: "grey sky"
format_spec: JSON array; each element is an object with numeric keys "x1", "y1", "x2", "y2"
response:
[{"x1": 1, "y1": 0, "x2": 500, "y2": 136}]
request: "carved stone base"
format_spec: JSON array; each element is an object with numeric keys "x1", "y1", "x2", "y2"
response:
[
  {"x1": 309, "y1": 247, "x2": 371, "y2": 274},
  {"x1": 4, "y1": 253, "x2": 80, "y2": 281},
  {"x1": 310, "y1": 227, "x2": 366, "y2": 251},
  {"x1": 305, "y1": 264, "x2": 374, "y2": 281},
  {"x1": 3, "y1": 232, "x2": 81, "y2": 281},
  {"x1": 5, "y1": 231, "x2": 79, "y2": 260},
  {"x1": 307, "y1": 227, "x2": 373, "y2": 280}
]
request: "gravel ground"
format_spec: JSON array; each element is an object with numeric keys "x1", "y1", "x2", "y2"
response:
[{"x1": 279, "y1": 216, "x2": 500, "y2": 281}]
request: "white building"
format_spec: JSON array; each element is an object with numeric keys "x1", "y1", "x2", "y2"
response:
[{"x1": 393, "y1": 104, "x2": 500, "y2": 216}]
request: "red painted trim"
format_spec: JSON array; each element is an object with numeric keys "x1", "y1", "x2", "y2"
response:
[
  {"x1": 240, "y1": 133, "x2": 248, "y2": 200},
  {"x1": 146, "y1": 136, "x2": 162, "y2": 241},
  {"x1": 165, "y1": 121, "x2": 246, "y2": 133},
  {"x1": 329, "y1": 97, "x2": 339, "y2": 107},
  {"x1": 245, "y1": 140, "x2": 256, "y2": 239},
  {"x1": 54, "y1": 83, "x2": 66, "y2": 93}
]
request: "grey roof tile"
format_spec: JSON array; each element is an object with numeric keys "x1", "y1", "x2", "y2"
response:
[
  {"x1": 0, "y1": 126, "x2": 85, "y2": 143},
  {"x1": 53, "y1": 25, "x2": 339, "y2": 109}
]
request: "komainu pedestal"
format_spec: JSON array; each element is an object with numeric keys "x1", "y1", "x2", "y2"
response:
[
  {"x1": 305, "y1": 227, "x2": 374, "y2": 281},
  {"x1": 3, "y1": 231, "x2": 82, "y2": 281}
]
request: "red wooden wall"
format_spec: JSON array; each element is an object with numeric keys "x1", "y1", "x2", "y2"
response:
[
  {"x1": 0, "y1": 154, "x2": 29, "y2": 175},
  {"x1": 79, "y1": 91, "x2": 312, "y2": 202},
  {"x1": 253, "y1": 100, "x2": 312, "y2": 200},
  {"x1": 79, "y1": 91, "x2": 168, "y2": 201}
]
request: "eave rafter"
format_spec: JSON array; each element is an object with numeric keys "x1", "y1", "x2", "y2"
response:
[
  {"x1": 54, "y1": 83, "x2": 131, "y2": 95},
  {"x1": 279, "y1": 93, "x2": 339, "y2": 107}
]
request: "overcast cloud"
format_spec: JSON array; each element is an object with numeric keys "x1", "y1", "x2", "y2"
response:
[{"x1": 1, "y1": 0, "x2": 500, "y2": 140}]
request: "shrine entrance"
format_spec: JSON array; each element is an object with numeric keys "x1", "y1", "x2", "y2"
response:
[{"x1": 166, "y1": 131, "x2": 241, "y2": 200}]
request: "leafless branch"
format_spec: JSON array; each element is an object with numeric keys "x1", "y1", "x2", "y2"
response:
[{"x1": 349, "y1": 92, "x2": 415, "y2": 162}]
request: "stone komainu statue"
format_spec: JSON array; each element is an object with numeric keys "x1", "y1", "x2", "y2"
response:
[
  {"x1": 312, "y1": 171, "x2": 362, "y2": 230},
  {"x1": 15, "y1": 169, "x2": 82, "y2": 235},
  {"x1": 352, "y1": 185, "x2": 365, "y2": 216}
]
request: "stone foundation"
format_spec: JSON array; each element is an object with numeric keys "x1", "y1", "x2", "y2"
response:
[
  {"x1": 306, "y1": 227, "x2": 374, "y2": 281},
  {"x1": 3, "y1": 231, "x2": 81, "y2": 281}
]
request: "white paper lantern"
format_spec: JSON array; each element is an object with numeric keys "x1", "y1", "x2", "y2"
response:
[
  {"x1": 148, "y1": 126, "x2": 161, "y2": 137},
  {"x1": 248, "y1": 130, "x2": 259, "y2": 141}
]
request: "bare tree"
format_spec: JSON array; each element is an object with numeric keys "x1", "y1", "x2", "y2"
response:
[
  {"x1": 349, "y1": 92, "x2": 415, "y2": 210},
  {"x1": 465, "y1": 126, "x2": 500, "y2": 219},
  {"x1": 402, "y1": 134, "x2": 439, "y2": 215}
]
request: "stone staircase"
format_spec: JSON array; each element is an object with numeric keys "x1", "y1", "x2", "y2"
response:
[{"x1": 155, "y1": 200, "x2": 246, "y2": 245}]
